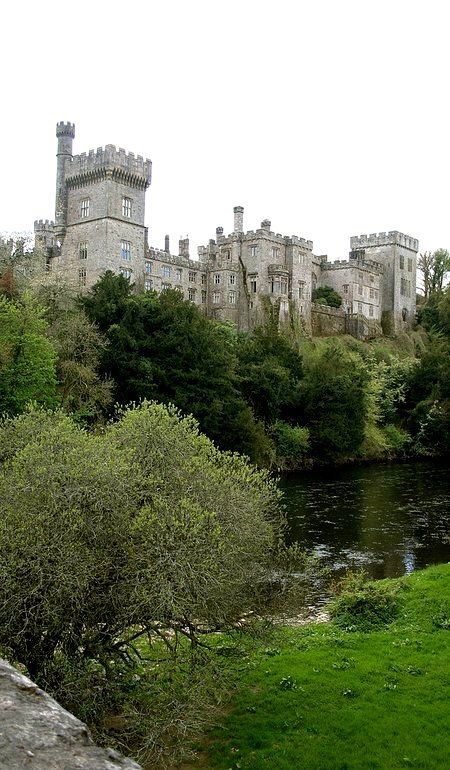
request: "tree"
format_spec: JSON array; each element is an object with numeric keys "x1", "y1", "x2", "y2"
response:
[
  {"x1": 0, "y1": 234, "x2": 48, "y2": 298},
  {"x1": 300, "y1": 343, "x2": 369, "y2": 460},
  {"x1": 312, "y1": 285, "x2": 342, "y2": 308},
  {"x1": 0, "y1": 403, "x2": 284, "y2": 684},
  {"x1": 0, "y1": 295, "x2": 58, "y2": 415},
  {"x1": 81, "y1": 275, "x2": 265, "y2": 458},
  {"x1": 417, "y1": 249, "x2": 450, "y2": 299}
]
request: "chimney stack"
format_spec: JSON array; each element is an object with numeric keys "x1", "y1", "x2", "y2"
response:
[
  {"x1": 179, "y1": 237, "x2": 189, "y2": 258},
  {"x1": 164, "y1": 234, "x2": 170, "y2": 253},
  {"x1": 261, "y1": 218, "x2": 271, "y2": 232},
  {"x1": 233, "y1": 206, "x2": 244, "y2": 234}
]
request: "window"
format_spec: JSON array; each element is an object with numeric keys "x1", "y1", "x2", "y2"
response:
[
  {"x1": 79, "y1": 241, "x2": 88, "y2": 260},
  {"x1": 120, "y1": 267, "x2": 132, "y2": 279},
  {"x1": 370, "y1": 275, "x2": 374, "y2": 283},
  {"x1": 78, "y1": 268, "x2": 87, "y2": 286},
  {"x1": 343, "y1": 284, "x2": 348, "y2": 294},
  {"x1": 189, "y1": 271, "x2": 197, "y2": 282},
  {"x1": 201, "y1": 273, "x2": 206, "y2": 285},
  {"x1": 370, "y1": 287, "x2": 374, "y2": 299},
  {"x1": 358, "y1": 284, "x2": 363, "y2": 295},
  {"x1": 228, "y1": 290, "x2": 236, "y2": 305},
  {"x1": 162, "y1": 265, "x2": 171, "y2": 277},
  {"x1": 144, "y1": 279, "x2": 153, "y2": 291},
  {"x1": 229, "y1": 273, "x2": 236, "y2": 285},
  {"x1": 271, "y1": 279, "x2": 280, "y2": 294},
  {"x1": 188, "y1": 288, "x2": 196, "y2": 301},
  {"x1": 299, "y1": 253, "x2": 306, "y2": 265},
  {"x1": 121, "y1": 241, "x2": 131, "y2": 261},
  {"x1": 224, "y1": 250, "x2": 231, "y2": 260},
  {"x1": 212, "y1": 291, "x2": 220, "y2": 304},
  {"x1": 145, "y1": 261, "x2": 152, "y2": 274},
  {"x1": 400, "y1": 254, "x2": 405, "y2": 269},
  {"x1": 250, "y1": 279, "x2": 257, "y2": 293},
  {"x1": 214, "y1": 273, "x2": 221, "y2": 285},
  {"x1": 201, "y1": 290, "x2": 207, "y2": 304},
  {"x1": 369, "y1": 305, "x2": 374, "y2": 317},
  {"x1": 80, "y1": 199, "x2": 90, "y2": 218},
  {"x1": 175, "y1": 268, "x2": 182, "y2": 281},
  {"x1": 408, "y1": 258, "x2": 412, "y2": 272},
  {"x1": 272, "y1": 246, "x2": 280, "y2": 259},
  {"x1": 280, "y1": 280, "x2": 287, "y2": 294},
  {"x1": 161, "y1": 282, "x2": 171, "y2": 291},
  {"x1": 250, "y1": 245, "x2": 257, "y2": 257},
  {"x1": 375, "y1": 289, "x2": 379, "y2": 300},
  {"x1": 298, "y1": 282, "x2": 305, "y2": 300},
  {"x1": 358, "y1": 272, "x2": 363, "y2": 282},
  {"x1": 122, "y1": 197, "x2": 132, "y2": 217},
  {"x1": 358, "y1": 302, "x2": 362, "y2": 313}
]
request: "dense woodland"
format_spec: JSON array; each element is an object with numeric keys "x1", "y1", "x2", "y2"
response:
[{"x1": 0, "y1": 243, "x2": 449, "y2": 765}]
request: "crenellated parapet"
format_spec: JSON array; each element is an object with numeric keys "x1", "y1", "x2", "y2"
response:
[
  {"x1": 66, "y1": 145, "x2": 152, "y2": 190},
  {"x1": 56, "y1": 121, "x2": 75, "y2": 139},
  {"x1": 322, "y1": 258, "x2": 383, "y2": 274},
  {"x1": 146, "y1": 247, "x2": 207, "y2": 271},
  {"x1": 350, "y1": 231, "x2": 419, "y2": 252},
  {"x1": 34, "y1": 219, "x2": 55, "y2": 232}
]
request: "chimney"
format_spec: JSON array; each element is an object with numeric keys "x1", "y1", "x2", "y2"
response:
[
  {"x1": 179, "y1": 237, "x2": 189, "y2": 258},
  {"x1": 164, "y1": 234, "x2": 170, "y2": 253},
  {"x1": 233, "y1": 206, "x2": 244, "y2": 234},
  {"x1": 216, "y1": 226, "x2": 224, "y2": 240},
  {"x1": 261, "y1": 219, "x2": 271, "y2": 232}
]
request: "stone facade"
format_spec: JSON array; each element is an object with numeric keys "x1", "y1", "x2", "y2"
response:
[{"x1": 34, "y1": 122, "x2": 418, "y2": 337}]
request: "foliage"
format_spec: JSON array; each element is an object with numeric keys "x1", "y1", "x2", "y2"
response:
[
  {"x1": 0, "y1": 234, "x2": 47, "y2": 298},
  {"x1": 81, "y1": 274, "x2": 265, "y2": 459},
  {"x1": 418, "y1": 248, "x2": 450, "y2": 299},
  {"x1": 0, "y1": 294, "x2": 58, "y2": 415},
  {"x1": 300, "y1": 343, "x2": 369, "y2": 461},
  {"x1": 0, "y1": 404, "x2": 289, "y2": 709},
  {"x1": 329, "y1": 570, "x2": 401, "y2": 631},
  {"x1": 312, "y1": 285, "x2": 342, "y2": 308},
  {"x1": 270, "y1": 421, "x2": 309, "y2": 469}
]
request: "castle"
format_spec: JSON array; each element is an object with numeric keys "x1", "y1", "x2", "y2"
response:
[{"x1": 34, "y1": 123, "x2": 418, "y2": 337}]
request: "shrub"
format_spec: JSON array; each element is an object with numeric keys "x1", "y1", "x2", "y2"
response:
[{"x1": 329, "y1": 571, "x2": 401, "y2": 631}]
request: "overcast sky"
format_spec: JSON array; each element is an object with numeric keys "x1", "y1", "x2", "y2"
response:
[{"x1": 1, "y1": 0, "x2": 448, "y2": 262}]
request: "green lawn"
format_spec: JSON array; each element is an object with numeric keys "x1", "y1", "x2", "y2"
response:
[{"x1": 184, "y1": 564, "x2": 450, "y2": 770}]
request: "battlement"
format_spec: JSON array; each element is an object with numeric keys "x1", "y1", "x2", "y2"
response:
[
  {"x1": 322, "y1": 258, "x2": 383, "y2": 274},
  {"x1": 147, "y1": 247, "x2": 207, "y2": 270},
  {"x1": 56, "y1": 121, "x2": 75, "y2": 138},
  {"x1": 34, "y1": 219, "x2": 55, "y2": 231},
  {"x1": 268, "y1": 264, "x2": 289, "y2": 274},
  {"x1": 350, "y1": 231, "x2": 419, "y2": 251},
  {"x1": 66, "y1": 145, "x2": 152, "y2": 188}
]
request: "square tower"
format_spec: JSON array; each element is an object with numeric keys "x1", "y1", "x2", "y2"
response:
[
  {"x1": 51, "y1": 123, "x2": 152, "y2": 290},
  {"x1": 349, "y1": 231, "x2": 418, "y2": 333}
]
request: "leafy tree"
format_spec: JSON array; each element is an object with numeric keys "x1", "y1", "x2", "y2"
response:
[
  {"x1": 0, "y1": 234, "x2": 47, "y2": 298},
  {"x1": 0, "y1": 294, "x2": 58, "y2": 415},
  {"x1": 236, "y1": 323, "x2": 304, "y2": 423},
  {"x1": 81, "y1": 275, "x2": 265, "y2": 458},
  {"x1": 312, "y1": 285, "x2": 342, "y2": 308},
  {"x1": 418, "y1": 248, "x2": 450, "y2": 299},
  {"x1": 300, "y1": 343, "x2": 369, "y2": 460},
  {"x1": 0, "y1": 403, "x2": 285, "y2": 685}
]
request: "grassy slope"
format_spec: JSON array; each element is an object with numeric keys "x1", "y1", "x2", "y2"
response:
[{"x1": 188, "y1": 565, "x2": 450, "y2": 770}]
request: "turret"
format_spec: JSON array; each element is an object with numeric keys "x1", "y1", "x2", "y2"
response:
[{"x1": 55, "y1": 121, "x2": 75, "y2": 237}]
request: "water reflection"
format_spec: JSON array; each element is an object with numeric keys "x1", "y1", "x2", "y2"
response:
[{"x1": 280, "y1": 461, "x2": 450, "y2": 580}]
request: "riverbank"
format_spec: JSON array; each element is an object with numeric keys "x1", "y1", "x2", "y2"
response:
[{"x1": 178, "y1": 564, "x2": 450, "y2": 770}]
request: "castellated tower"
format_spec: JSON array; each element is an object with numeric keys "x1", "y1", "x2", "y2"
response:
[
  {"x1": 349, "y1": 232, "x2": 418, "y2": 333},
  {"x1": 50, "y1": 122, "x2": 152, "y2": 290}
]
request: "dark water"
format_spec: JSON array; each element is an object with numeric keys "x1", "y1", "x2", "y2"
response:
[{"x1": 280, "y1": 460, "x2": 450, "y2": 580}]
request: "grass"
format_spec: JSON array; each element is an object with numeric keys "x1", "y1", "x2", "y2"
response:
[{"x1": 179, "y1": 564, "x2": 450, "y2": 770}]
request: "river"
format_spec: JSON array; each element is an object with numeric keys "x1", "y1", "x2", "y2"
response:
[{"x1": 280, "y1": 460, "x2": 450, "y2": 580}]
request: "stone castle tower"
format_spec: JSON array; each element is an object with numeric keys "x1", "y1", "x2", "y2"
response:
[{"x1": 35, "y1": 122, "x2": 152, "y2": 288}]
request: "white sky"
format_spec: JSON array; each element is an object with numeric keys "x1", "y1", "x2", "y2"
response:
[{"x1": 1, "y1": 0, "x2": 448, "y2": 262}]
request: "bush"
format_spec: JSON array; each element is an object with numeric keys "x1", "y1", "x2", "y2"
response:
[
  {"x1": 329, "y1": 571, "x2": 401, "y2": 631},
  {"x1": 271, "y1": 421, "x2": 309, "y2": 469}
]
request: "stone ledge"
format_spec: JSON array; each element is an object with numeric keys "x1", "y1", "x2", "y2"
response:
[{"x1": 0, "y1": 659, "x2": 141, "y2": 770}]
